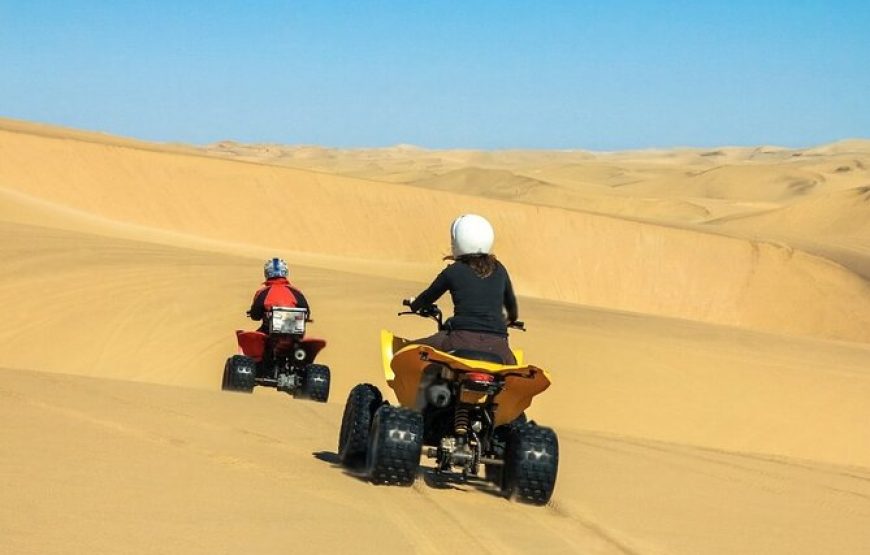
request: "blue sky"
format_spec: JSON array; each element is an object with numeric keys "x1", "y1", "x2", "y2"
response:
[{"x1": 1, "y1": 1, "x2": 868, "y2": 149}]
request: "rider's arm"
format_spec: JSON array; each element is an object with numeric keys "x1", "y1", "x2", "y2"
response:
[
  {"x1": 410, "y1": 267, "x2": 451, "y2": 312},
  {"x1": 504, "y1": 273, "x2": 519, "y2": 323},
  {"x1": 291, "y1": 287, "x2": 311, "y2": 319},
  {"x1": 249, "y1": 288, "x2": 269, "y2": 320}
]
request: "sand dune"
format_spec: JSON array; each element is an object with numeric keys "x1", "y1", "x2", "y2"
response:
[
  {"x1": 1, "y1": 119, "x2": 870, "y2": 554},
  {"x1": 704, "y1": 182, "x2": 870, "y2": 280},
  {"x1": 3, "y1": 120, "x2": 869, "y2": 342},
  {"x1": 202, "y1": 135, "x2": 870, "y2": 240},
  {"x1": 413, "y1": 166, "x2": 557, "y2": 198},
  {"x1": 710, "y1": 186, "x2": 870, "y2": 250},
  {"x1": 802, "y1": 139, "x2": 870, "y2": 156},
  {"x1": 4, "y1": 217, "x2": 869, "y2": 468},
  {"x1": 411, "y1": 166, "x2": 715, "y2": 222},
  {"x1": 3, "y1": 368, "x2": 869, "y2": 555}
]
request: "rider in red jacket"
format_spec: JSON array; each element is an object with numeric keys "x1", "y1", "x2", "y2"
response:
[{"x1": 249, "y1": 258, "x2": 310, "y2": 331}]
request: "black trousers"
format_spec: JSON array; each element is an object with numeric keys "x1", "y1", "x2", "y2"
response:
[{"x1": 410, "y1": 330, "x2": 517, "y2": 365}]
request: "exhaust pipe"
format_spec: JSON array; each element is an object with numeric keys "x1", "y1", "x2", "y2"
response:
[{"x1": 426, "y1": 383, "x2": 452, "y2": 408}]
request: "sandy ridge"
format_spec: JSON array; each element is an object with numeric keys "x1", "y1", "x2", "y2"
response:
[{"x1": 2, "y1": 124, "x2": 868, "y2": 341}]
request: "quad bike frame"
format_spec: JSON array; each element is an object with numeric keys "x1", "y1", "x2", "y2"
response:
[
  {"x1": 337, "y1": 303, "x2": 558, "y2": 505},
  {"x1": 222, "y1": 308, "x2": 331, "y2": 402}
]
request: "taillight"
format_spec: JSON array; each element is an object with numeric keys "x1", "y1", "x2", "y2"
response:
[
  {"x1": 461, "y1": 371, "x2": 498, "y2": 399},
  {"x1": 465, "y1": 372, "x2": 494, "y2": 384}
]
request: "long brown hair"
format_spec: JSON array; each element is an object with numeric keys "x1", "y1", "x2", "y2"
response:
[{"x1": 457, "y1": 253, "x2": 498, "y2": 278}]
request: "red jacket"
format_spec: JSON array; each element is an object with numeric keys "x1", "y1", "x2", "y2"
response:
[{"x1": 249, "y1": 277, "x2": 310, "y2": 322}]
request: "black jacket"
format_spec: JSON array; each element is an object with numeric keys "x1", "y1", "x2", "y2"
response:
[{"x1": 410, "y1": 260, "x2": 518, "y2": 335}]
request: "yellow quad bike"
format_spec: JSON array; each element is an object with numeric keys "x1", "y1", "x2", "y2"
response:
[{"x1": 337, "y1": 302, "x2": 558, "y2": 505}]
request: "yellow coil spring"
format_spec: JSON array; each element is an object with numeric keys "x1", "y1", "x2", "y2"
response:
[{"x1": 454, "y1": 405, "x2": 470, "y2": 436}]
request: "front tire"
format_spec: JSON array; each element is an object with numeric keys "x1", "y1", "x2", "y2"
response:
[
  {"x1": 295, "y1": 364, "x2": 330, "y2": 402},
  {"x1": 503, "y1": 423, "x2": 559, "y2": 505},
  {"x1": 366, "y1": 406, "x2": 423, "y2": 486},
  {"x1": 338, "y1": 384, "x2": 382, "y2": 468},
  {"x1": 222, "y1": 355, "x2": 256, "y2": 393}
]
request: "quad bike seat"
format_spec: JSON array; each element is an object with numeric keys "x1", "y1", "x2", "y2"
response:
[{"x1": 448, "y1": 349, "x2": 503, "y2": 364}]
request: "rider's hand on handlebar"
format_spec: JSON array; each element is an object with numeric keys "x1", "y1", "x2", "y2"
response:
[
  {"x1": 418, "y1": 305, "x2": 438, "y2": 317},
  {"x1": 402, "y1": 297, "x2": 415, "y2": 308}
]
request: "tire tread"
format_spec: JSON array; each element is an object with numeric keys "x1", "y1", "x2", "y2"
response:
[
  {"x1": 506, "y1": 423, "x2": 559, "y2": 505},
  {"x1": 223, "y1": 355, "x2": 256, "y2": 393},
  {"x1": 338, "y1": 384, "x2": 382, "y2": 467},
  {"x1": 367, "y1": 406, "x2": 423, "y2": 487},
  {"x1": 298, "y1": 363, "x2": 330, "y2": 402}
]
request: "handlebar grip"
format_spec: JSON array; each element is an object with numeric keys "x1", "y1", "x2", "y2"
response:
[{"x1": 402, "y1": 298, "x2": 413, "y2": 307}]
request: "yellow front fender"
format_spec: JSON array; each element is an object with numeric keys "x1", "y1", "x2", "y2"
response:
[{"x1": 380, "y1": 329, "x2": 409, "y2": 382}]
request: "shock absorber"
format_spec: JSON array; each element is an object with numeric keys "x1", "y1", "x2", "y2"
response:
[{"x1": 454, "y1": 405, "x2": 470, "y2": 436}]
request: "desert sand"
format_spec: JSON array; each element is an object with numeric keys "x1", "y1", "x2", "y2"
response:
[{"x1": 1, "y1": 117, "x2": 869, "y2": 554}]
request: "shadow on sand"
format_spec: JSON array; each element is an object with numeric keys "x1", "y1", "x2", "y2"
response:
[
  {"x1": 420, "y1": 467, "x2": 506, "y2": 498},
  {"x1": 312, "y1": 450, "x2": 505, "y2": 499},
  {"x1": 312, "y1": 451, "x2": 341, "y2": 465},
  {"x1": 312, "y1": 450, "x2": 369, "y2": 483}
]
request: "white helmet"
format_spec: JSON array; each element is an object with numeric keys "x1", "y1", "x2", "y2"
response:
[
  {"x1": 450, "y1": 214, "x2": 494, "y2": 257},
  {"x1": 264, "y1": 258, "x2": 289, "y2": 279}
]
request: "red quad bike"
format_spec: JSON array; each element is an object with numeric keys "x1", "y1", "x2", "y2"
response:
[{"x1": 222, "y1": 307, "x2": 331, "y2": 402}]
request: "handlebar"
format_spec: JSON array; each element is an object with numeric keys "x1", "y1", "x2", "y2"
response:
[
  {"x1": 397, "y1": 307, "x2": 440, "y2": 319},
  {"x1": 398, "y1": 302, "x2": 445, "y2": 330},
  {"x1": 398, "y1": 302, "x2": 526, "y2": 332}
]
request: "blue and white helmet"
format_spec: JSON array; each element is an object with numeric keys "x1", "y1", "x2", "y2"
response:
[{"x1": 264, "y1": 258, "x2": 289, "y2": 279}]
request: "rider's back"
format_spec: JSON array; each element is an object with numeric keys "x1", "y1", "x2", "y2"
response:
[
  {"x1": 249, "y1": 277, "x2": 309, "y2": 323},
  {"x1": 414, "y1": 261, "x2": 517, "y2": 335}
]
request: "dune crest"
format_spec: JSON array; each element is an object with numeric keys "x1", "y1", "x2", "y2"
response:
[{"x1": 2, "y1": 121, "x2": 868, "y2": 342}]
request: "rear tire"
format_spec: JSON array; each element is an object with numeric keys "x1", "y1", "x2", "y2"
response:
[
  {"x1": 366, "y1": 406, "x2": 423, "y2": 486},
  {"x1": 295, "y1": 364, "x2": 330, "y2": 402},
  {"x1": 222, "y1": 355, "x2": 256, "y2": 393},
  {"x1": 503, "y1": 423, "x2": 558, "y2": 505},
  {"x1": 338, "y1": 384, "x2": 382, "y2": 468},
  {"x1": 485, "y1": 413, "x2": 528, "y2": 485}
]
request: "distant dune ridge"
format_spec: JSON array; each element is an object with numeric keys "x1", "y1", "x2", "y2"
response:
[
  {"x1": 1, "y1": 117, "x2": 869, "y2": 555},
  {"x1": 2, "y1": 120, "x2": 868, "y2": 341}
]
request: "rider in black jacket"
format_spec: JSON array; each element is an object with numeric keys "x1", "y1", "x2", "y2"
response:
[{"x1": 409, "y1": 214, "x2": 519, "y2": 364}]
